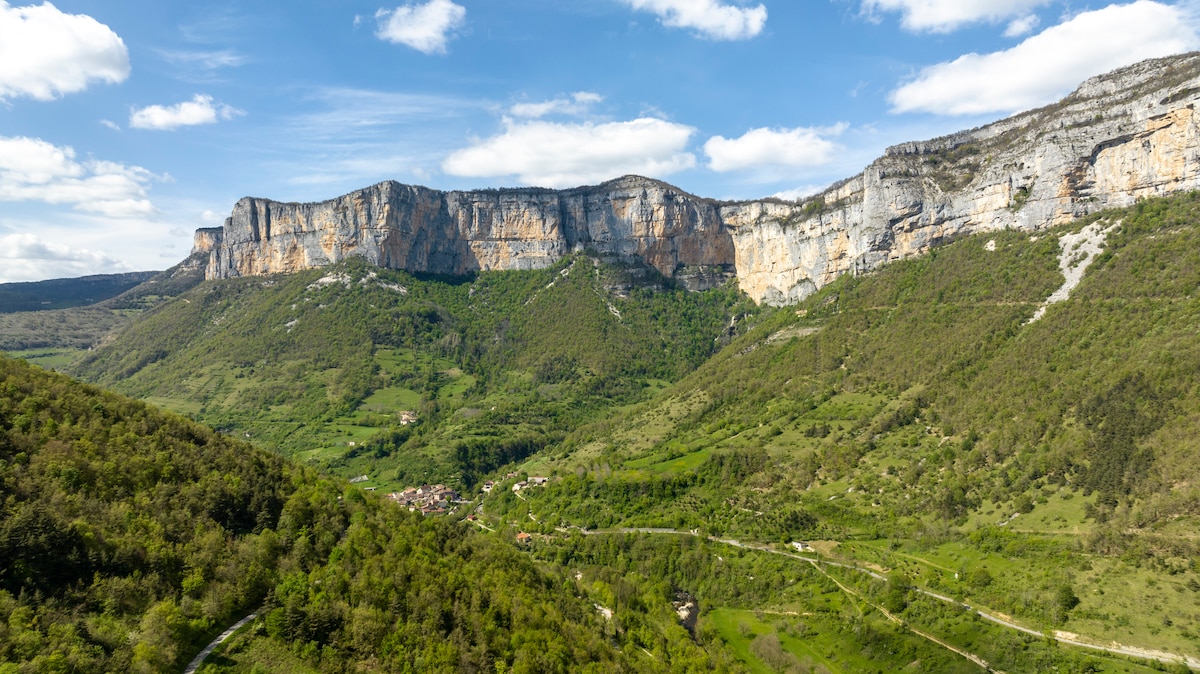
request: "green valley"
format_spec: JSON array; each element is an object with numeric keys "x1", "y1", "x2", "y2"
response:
[
  {"x1": 484, "y1": 192, "x2": 1200, "y2": 671},
  {"x1": 6, "y1": 194, "x2": 1200, "y2": 673},
  {"x1": 0, "y1": 355, "x2": 732, "y2": 673},
  {"x1": 70, "y1": 257, "x2": 755, "y2": 492}
]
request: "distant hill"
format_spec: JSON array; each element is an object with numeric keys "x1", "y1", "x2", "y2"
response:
[
  {"x1": 0, "y1": 254, "x2": 207, "y2": 353},
  {"x1": 0, "y1": 271, "x2": 159, "y2": 313}
]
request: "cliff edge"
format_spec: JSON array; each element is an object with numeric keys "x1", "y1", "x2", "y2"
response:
[
  {"x1": 199, "y1": 176, "x2": 735, "y2": 292},
  {"x1": 723, "y1": 52, "x2": 1200, "y2": 304},
  {"x1": 194, "y1": 53, "x2": 1200, "y2": 305}
]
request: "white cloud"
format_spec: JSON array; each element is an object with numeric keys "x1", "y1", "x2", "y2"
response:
[
  {"x1": 0, "y1": 135, "x2": 157, "y2": 217},
  {"x1": 1003, "y1": 14, "x2": 1039, "y2": 37},
  {"x1": 704, "y1": 124, "x2": 848, "y2": 173},
  {"x1": 862, "y1": 0, "x2": 1052, "y2": 33},
  {"x1": 443, "y1": 118, "x2": 697, "y2": 188},
  {"x1": 0, "y1": 1, "x2": 129, "y2": 100},
  {"x1": 157, "y1": 49, "x2": 245, "y2": 70},
  {"x1": 620, "y1": 0, "x2": 766, "y2": 40},
  {"x1": 890, "y1": 1, "x2": 1200, "y2": 116},
  {"x1": 178, "y1": 10, "x2": 245, "y2": 45},
  {"x1": 100, "y1": 119, "x2": 121, "y2": 131},
  {"x1": 293, "y1": 88, "x2": 473, "y2": 139},
  {"x1": 130, "y1": 94, "x2": 242, "y2": 131},
  {"x1": 156, "y1": 49, "x2": 246, "y2": 82},
  {"x1": 199, "y1": 209, "x2": 224, "y2": 224},
  {"x1": 510, "y1": 92, "x2": 603, "y2": 118},
  {"x1": 0, "y1": 232, "x2": 131, "y2": 281},
  {"x1": 772, "y1": 185, "x2": 826, "y2": 201},
  {"x1": 376, "y1": 0, "x2": 466, "y2": 54}
]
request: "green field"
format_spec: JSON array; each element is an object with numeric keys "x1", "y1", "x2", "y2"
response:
[
  {"x1": 706, "y1": 608, "x2": 853, "y2": 674},
  {"x1": 4, "y1": 348, "x2": 86, "y2": 370}
]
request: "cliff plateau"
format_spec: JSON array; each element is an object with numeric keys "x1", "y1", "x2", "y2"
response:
[
  {"x1": 194, "y1": 53, "x2": 1200, "y2": 305},
  {"x1": 197, "y1": 178, "x2": 735, "y2": 291}
]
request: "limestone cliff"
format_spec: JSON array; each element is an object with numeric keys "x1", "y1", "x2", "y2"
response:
[
  {"x1": 723, "y1": 53, "x2": 1200, "y2": 304},
  {"x1": 199, "y1": 177, "x2": 734, "y2": 291},
  {"x1": 195, "y1": 53, "x2": 1200, "y2": 305}
]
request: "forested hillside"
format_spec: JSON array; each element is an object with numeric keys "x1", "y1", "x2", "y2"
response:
[
  {"x1": 0, "y1": 356, "x2": 728, "y2": 673},
  {"x1": 72, "y1": 258, "x2": 755, "y2": 490},
  {"x1": 494, "y1": 192, "x2": 1200, "y2": 668}
]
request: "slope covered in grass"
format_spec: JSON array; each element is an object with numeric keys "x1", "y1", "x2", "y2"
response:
[
  {"x1": 73, "y1": 257, "x2": 755, "y2": 489},
  {"x1": 499, "y1": 192, "x2": 1200, "y2": 659}
]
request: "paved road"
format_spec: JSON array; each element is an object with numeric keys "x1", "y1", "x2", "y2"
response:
[
  {"x1": 581, "y1": 527, "x2": 1200, "y2": 671},
  {"x1": 182, "y1": 612, "x2": 257, "y2": 674}
]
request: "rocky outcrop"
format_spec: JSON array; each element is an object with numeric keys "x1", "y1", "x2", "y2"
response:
[
  {"x1": 192, "y1": 227, "x2": 223, "y2": 256},
  {"x1": 723, "y1": 53, "x2": 1200, "y2": 304},
  {"x1": 194, "y1": 53, "x2": 1200, "y2": 305},
  {"x1": 199, "y1": 177, "x2": 735, "y2": 291}
]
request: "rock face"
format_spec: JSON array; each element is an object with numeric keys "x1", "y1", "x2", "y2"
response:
[
  {"x1": 722, "y1": 53, "x2": 1200, "y2": 304},
  {"x1": 195, "y1": 53, "x2": 1200, "y2": 305},
  {"x1": 200, "y1": 177, "x2": 735, "y2": 291}
]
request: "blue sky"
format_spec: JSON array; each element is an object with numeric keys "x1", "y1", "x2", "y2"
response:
[{"x1": 2, "y1": 0, "x2": 1199, "y2": 281}]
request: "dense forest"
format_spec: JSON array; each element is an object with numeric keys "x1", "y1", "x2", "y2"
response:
[{"x1": 0, "y1": 356, "x2": 725, "y2": 672}]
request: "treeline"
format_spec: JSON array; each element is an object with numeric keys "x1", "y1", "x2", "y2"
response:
[{"x1": 455, "y1": 433, "x2": 558, "y2": 487}]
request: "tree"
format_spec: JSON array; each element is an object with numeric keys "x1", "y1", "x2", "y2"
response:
[
  {"x1": 883, "y1": 571, "x2": 911, "y2": 614},
  {"x1": 130, "y1": 600, "x2": 183, "y2": 673},
  {"x1": 1056, "y1": 584, "x2": 1080, "y2": 614}
]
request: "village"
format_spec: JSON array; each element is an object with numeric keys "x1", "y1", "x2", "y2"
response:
[
  {"x1": 383, "y1": 473, "x2": 554, "y2": 517},
  {"x1": 386, "y1": 484, "x2": 461, "y2": 515},
  {"x1": 480, "y1": 473, "x2": 551, "y2": 495}
]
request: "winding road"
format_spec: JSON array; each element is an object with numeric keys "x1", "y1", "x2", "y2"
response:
[
  {"x1": 582, "y1": 527, "x2": 1200, "y2": 671},
  {"x1": 182, "y1": 612, "x2": 257, "y2": 674}
]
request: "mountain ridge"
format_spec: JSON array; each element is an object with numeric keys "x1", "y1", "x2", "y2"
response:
[
  {"x1": 192, "y1": 53, "x2": 1200, "y2": 306},
  {"x1": 195, "y1": 175, "x2": 737, "y2": 293}
]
